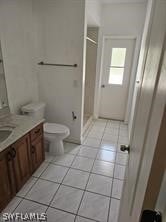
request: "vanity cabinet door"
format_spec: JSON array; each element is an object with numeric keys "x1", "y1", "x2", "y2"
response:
[
  {"x1": 0, "y1": 123, "x2": 45, "y2": 212},
  {"x1": 31, "y1": 135, "x2": 45, "y2": 172},
  {"x1": 0, "y1": 150, "x2": 15, "y2": 211},
  {"x1": 12, "y1": 134, "x2": 31, "y2": 191}
]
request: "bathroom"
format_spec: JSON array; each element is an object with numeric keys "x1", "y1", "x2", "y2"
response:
[{"x1": 1, "y1": 0, "x2": 165, "y2": 222}]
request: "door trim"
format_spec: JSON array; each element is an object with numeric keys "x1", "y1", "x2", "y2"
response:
[{"x1": 94, "y1": 35, "x2": 140, "y2": 122}]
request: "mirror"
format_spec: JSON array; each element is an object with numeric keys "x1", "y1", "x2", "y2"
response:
[{"x1": 0, "y1": 41, "x2": 9, "y2": 110}]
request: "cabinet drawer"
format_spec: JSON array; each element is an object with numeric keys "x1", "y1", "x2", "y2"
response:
[{"x1": 30, "y1": 124, "x2": 43, "y2": 142}]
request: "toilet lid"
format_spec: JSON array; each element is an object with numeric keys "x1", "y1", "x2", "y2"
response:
[{"x1": 44, "y1": 122, "x2": 69, "y2": 134}]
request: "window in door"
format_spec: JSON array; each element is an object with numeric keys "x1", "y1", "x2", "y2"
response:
[{"x1": 108, "y1": 48, "x2": 126, "y2": 85}]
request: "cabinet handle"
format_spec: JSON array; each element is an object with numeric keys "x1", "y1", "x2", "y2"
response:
[
  {"x1": 31, "y1": 145, "x2": 36, "y2": 154},
  {"x1": 11, "y1": 148, "x2": 16, "y2": 159},
  {"x1": 35, "y1": 129, "x2": 40, "y2": 134},
  {"x1": 7, "y1": 151, "x2": 13, "y2": 161},
  {"x1": 72, "y1": 111, "x2": 77, "y2": 120}
]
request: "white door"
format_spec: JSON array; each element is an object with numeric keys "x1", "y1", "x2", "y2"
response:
[
  {"x1": 99, "y1": 38, "x2": 135, "y2": 120},
  {"x1": 119, "y1": 1, "x2": 166, "y2": 222}
]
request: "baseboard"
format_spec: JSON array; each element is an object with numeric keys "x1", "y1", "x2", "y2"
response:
[
  {"x1": 83, "y1": 116, "x2": 93, "y2": 134},
  {"x1": 64, "y1": 138, "x2": 81, "y2": 145}
]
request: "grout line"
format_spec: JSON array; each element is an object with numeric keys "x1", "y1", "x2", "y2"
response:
[
  {"x1": 74, "y1": 154, "x2": 98, "y2": 221},
  {"x1": 92, "y1": 119, "x2": 124, "y2": 222},
  {"x1": 105, "y1": 120, "x2": 115, "y2": 222},
  {"x1": 3, "y1": 197, "x2": 24, "y2": 214},
  {"x1": 74, "y1": 138, "x2": 104, "y2": 221},
  {"x1": 45, "y1": 152, "x2": 78, "y2": 213},
  {"x1": 31, "y1": 167, "x2": 125, "y2": 184},
  {"x1": 75, "y1": 119, "x2": 110, "y2": 222},
  {"x1": 49, "y1": 154, "x2": 128, "y2": 167},
  {"x1": 107, "y1": 120, "x2": 120, "y2": 222},
  {"x1": 24, "y1": 171, "x2": 124, "y2": 200},
  {"x1": 75, "y1": 215, "x2": 100, "y2": 222},
  {"x1": 49, "y1": 205, "x2": 101, "y2": 222},
  {"x1": 46, "y1": 206, "x2": 76, "y2": 216}
]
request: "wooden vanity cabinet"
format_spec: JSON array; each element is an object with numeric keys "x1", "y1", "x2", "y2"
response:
[
  {"x1": 0, "y1": 149, "x2": 15, "y2": 211},
  {"x1": 0, "y1": 123, "x2": 44, "y2": 212}
]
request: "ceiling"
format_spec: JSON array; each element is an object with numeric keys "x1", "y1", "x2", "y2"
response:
[{"x1": 100, "y1": 0, "x2": 147, "y2": 4}]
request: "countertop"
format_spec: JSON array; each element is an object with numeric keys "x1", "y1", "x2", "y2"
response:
[{"x1": 0, "y1": 114, "x2": 45, "y2": 153}]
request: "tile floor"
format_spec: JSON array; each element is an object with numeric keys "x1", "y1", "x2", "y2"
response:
[{"x1": 1, "y1": 119, "x2": 129, "y2": 222}]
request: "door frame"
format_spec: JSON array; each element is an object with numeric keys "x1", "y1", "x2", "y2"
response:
[{"x1": 94, "y1": 35, "x2": 140, "y2": 122}]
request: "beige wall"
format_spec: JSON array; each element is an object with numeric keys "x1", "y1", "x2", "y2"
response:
[
  {"x1": 34, "y1": 0, "x2": 86, "y2": 143},
  {"x1": 0, "y1": 0, "x2": 39, "y2": 113},
  {"x1": 86, "y1": 0, "x2": 101, "y2": 26}
]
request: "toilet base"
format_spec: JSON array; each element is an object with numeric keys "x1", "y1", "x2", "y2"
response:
[{"x1": 49, "y1": 139, "x2": 64, "y2": 156}]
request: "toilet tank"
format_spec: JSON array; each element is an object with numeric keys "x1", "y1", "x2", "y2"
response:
[{"x1": 21, "y1": 102, "x2": 46, "y2": 120}]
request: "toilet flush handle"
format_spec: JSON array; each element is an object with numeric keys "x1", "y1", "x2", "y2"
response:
[{"x1": 72, "y1": 111, "x2": 77, "y2": 120}]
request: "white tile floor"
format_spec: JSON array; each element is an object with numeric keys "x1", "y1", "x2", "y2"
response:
[{"x1": 1, "y1": 119, "x2": 129, "y2": 222}]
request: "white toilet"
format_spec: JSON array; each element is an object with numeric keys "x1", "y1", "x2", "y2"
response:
[{"x1": 21, "y1": 102, "x2": 70, "y2": 155}]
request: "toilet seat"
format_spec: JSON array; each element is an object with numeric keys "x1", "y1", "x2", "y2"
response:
[{"x1": 44, "y1": 122, "x2": 69, "y2": 134}]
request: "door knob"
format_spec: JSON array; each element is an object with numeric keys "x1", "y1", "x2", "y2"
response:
[
  {"x1": 31, "y1": 145, "x2": 36, "y2": 154},
  {"x1": 7, "y1": 151, "x2": 13, "y2": 161},
  {"x1": 11, "y1": 147, "x2": 16, "y2": 158},
  {"x1": 120, "y1": 145, "x2": 130, "y2": 153},
  {"x1": 101, "y1": 84, "x2": 105, "y2": 88}
]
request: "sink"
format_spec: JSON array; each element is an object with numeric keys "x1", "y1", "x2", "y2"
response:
[{"x1": 0, "y1": 129, "x2": 12, "y2": 143}]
